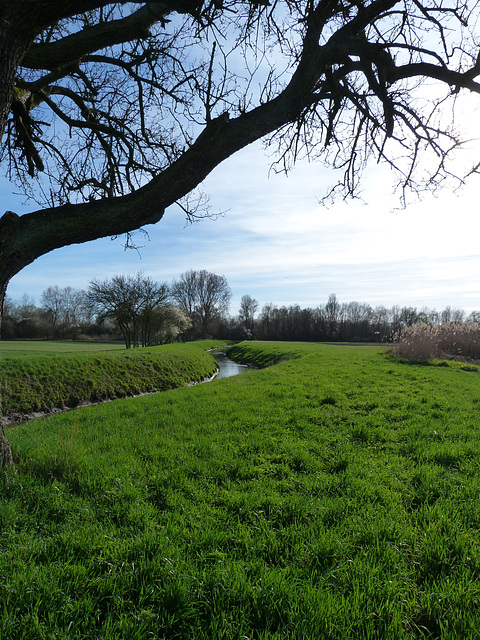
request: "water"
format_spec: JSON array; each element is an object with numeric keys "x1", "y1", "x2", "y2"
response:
[{"x1": 211, "y1": 351, "x2": 251, "y2": 380}]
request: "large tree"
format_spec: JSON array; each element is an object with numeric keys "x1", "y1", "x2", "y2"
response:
[{"x1": 2, "y1": 0, "x2": 480, "y2": 323}]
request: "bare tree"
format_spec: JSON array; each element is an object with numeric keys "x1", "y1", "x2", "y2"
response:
[
  {"x1": 9, "y1": 294, "x2": 39, "y2": 320},
  {"x1": 239, "y1": 294, "x2": 259, "y2": 337},
  {"x1": 40, "y1": 286, "x2": 63, "y2": 328},
  {"x1": 41, "y1": 285, "x2": 89, "y2": 331},
  {"x1": 172, "y1": 269, "x2": 231, "y2": 336},
  {"x1": 324, "y1": 293, "x2": 341, "y2": 338},
  {"x1": 86, "y1": 272, "x2": 170, "y2": 348}
]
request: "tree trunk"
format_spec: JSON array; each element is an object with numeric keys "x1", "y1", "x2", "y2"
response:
[
  {"x1": 0, "y1": 0, "x2": 35, "y2": 140},
  {"x1": 0, "y1": 280, "x2": 6, "y2": 341},
  {"x1": 0, "y1": 29, "x2": 16, "y2": 139},
  {"x1": 0, "y1": 283, "x2": 15, "y2": 472}
]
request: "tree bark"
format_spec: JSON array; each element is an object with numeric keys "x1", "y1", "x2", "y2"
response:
[
  {"x1": 0, "y1": 282, "x2": 15, "y2": 473},
  {"x1": 0, "y1": 24, "x2": 28, "y2": 142}
]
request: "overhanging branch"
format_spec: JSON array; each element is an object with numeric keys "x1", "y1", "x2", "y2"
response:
[
  {"x1": 22, "y1": 4, "x2": 170, "y2": 70},
  {"x1": 391, "y1": 62, "x2": 480, "y2": 92}
]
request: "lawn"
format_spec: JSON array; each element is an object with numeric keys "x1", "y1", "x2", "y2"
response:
[{"x1": 2, "y1": 341, "x2": 480, "y2": 638}]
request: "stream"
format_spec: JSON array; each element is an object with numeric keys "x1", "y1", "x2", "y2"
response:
[
  {"x1": 3, "y1": 350, "x2": 252, "y2": 427},
  {"x1": 211, "y1": 351, "x2": 251, "y2": 380}
]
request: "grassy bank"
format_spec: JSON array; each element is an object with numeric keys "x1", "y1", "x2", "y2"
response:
[
  {"x1": 2, "y1": 341, "x2": 480, "y2": 638},
  {"x1": 226, "y1": 340, "x2": 311, "y2": 367},
  {"x1": 0, "y1": 340, "x2": 223, "y2": 418}
]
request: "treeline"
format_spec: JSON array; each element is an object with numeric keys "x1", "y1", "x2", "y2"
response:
[
  {"x1": 229, "y1": 294, "x2": 479, "y2": 343},
  {"x1": 1, "y1": 270, "x2": 232, "y2": 347},
  {"x1": 2, "y1": 287, "x2": 96, "y2": 341},
  {"x1": 3, "y1": 275, "x2": 478, "y2": 346}
]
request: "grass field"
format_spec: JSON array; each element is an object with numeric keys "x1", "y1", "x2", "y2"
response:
[
  {"x1": 0, "y1": 340, "x2": 126, "y2": 358},
  {"x1": 2, "y1": 341, "x2": 480, "y2": 638}
]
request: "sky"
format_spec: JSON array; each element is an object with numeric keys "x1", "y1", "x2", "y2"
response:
[{"x1": 4, "y1": 127, "x2": 480, "y2": 317}]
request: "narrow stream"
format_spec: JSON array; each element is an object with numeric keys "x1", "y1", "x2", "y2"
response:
[
  {"x1": 211, "y1": 351, "x2": 251, "y2": 380},
  {"x1": 3, "y1": 350, "x2": 252, "y2": 427}
]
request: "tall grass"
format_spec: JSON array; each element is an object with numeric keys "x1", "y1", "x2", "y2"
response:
[
  {"x1": 2, "y1": 342, "x2": 480, "y2": 638},
  {"x1": 392, "y1": 322, "x2": 480, "y2": 362}
]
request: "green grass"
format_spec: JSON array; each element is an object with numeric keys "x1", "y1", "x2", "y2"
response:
[
  {"x1": 0, "y1": 340, "x2": 225, "y2": 417},
  {"x1": 2, "y1": 341, "x2": 480, "y2": 638},
  {"x1": 0, "y1": 340, "x2": 126, "y2": 358}
]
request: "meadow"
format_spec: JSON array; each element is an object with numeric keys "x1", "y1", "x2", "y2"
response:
[{"x1": 2, "y1": 340, "x2": 480, "y2": 638}]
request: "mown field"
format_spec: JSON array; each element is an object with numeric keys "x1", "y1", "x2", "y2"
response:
[{"x1": 2, "y1": 340, "x2": 480, "y2": 639}]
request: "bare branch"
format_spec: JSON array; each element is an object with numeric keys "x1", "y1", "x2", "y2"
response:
[{"x1": 3, "y1": 0, "x2": 480, "y2": 299}]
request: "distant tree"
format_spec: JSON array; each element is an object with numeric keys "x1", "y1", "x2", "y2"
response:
[
  {"x1": 325, "y1": 294, "x2": 341, "y2": 339},
  {"x1": 136, "y1": 280, "x2": 172, "y2": 347},
  {"x1": 415, "y1": 307, "x2": 432, "y2": 326},
  {"x1": 87, "y1": 273, "x2": 170, "y2": 348},
  {"x1": 399, "y1": 306, "x2": 419, "y2": 329},
  {"x1": 441, "y1": 306, "x2": 465, "y2": 324},
  {"x1": 390, "y1": 305, "x2": 403, "y2": 336},
  {"x1": 3, "y1": 293, "x2": 50, "y2": 339},
  {"x1": 468, "y1": 311, "x2": 480, "y2": 324},
  {"x1": 13, "y1": 294, "x2": 38, "y2": 320},
  {"x1": 452, "y1": 308, "x2": 466, "y2": 323},
  {"x1": 40, "y1": 286, "x2": 62, "y2": 328},
  {"x1": 238, "y1": 295, "x2": 259, "y2": 338},
  {"x1": 370, "y1": 306, "x2": 391, "y2": 341},
  {"x1": 41, "y1": 285, "x2": 90, "y2": 336},
  {"x1": 341, "y1": 301, "x2": 371, "y2": 341},
  {"x1": 172, "y1": 270, "x2": 231, "y2": 337},
  {"x1": 257, "y1": 303, "x2": 274, "y2": 341},
  {"x1": 427, "y1": 309, "x2": 441, "y2": 326}
]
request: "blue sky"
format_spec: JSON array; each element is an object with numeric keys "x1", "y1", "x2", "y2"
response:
[{"x1": 5, "y1": 134, "x2": 480, "y2": 316}]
